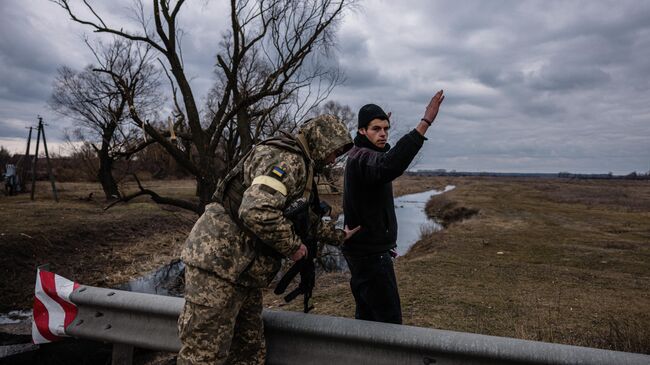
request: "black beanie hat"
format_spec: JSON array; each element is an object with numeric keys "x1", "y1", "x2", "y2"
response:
[{"x1": 358, "y1": 104, "x2": 389, "y2": 129}]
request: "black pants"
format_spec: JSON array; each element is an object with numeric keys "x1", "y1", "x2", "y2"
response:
[{"x1": 344, "y1": 251, "x2": 402, "y2": 324}]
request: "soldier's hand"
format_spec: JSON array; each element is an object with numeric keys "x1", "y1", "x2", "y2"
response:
[
  {"x1": 344, "y1": 225, "x2": 361, "y2": 241},
  {"x1": 290, "y1": 244, "x2": 308, "y2": 262}
]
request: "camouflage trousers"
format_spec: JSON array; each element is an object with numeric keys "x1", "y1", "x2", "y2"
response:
[{"x1": 177, "y1": 265, "x2": 266, "y2": 365}]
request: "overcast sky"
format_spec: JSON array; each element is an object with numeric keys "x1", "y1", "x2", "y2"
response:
[{"x1": 1, "y1": 1, "x2": 649, "y2": 174}]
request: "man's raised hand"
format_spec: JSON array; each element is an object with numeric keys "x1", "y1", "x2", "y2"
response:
[{"x1": 423, "y1": 90, "x2": 445, "y2": 124}]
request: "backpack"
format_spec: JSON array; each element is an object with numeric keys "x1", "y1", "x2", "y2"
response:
[{"x1": 212, "y1": 132, "x2": 315, "y2": 229}]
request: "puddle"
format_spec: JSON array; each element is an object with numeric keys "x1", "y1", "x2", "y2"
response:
[
  {"x1": 118, "y1": 259, "x2": 185, "y2": 297},
  {"x1": 0, "y1": 311, "x2": 30, "y2": 325}
]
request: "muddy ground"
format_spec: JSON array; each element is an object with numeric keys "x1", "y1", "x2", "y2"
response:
[{"x1": 0, "y1": 180, "x2": 197, "y2": 313}]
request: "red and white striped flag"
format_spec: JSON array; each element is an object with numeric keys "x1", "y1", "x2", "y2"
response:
[{"x1": 32, "y1": 268, "x2": 80, "y2": 344}]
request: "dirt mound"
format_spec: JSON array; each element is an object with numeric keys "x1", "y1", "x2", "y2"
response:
[{"x1": 424, "y1": 194, "x2": 479, "y2": 227}]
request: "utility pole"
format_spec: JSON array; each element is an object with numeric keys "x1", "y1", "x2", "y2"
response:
[
  {"x1": 29, "y1": 116, "x2": 59, "y2": 202},
  {"x1": 30, "y1": 121, "x2": 41, "y2": 200},
  {"x1": 40, "y1": 117, "x2": 59, "y2": 202},
  {"x1": 21, "y1": 126, "x2": 33, "y2": 192}
]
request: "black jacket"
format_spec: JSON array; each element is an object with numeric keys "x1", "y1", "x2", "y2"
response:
[{"x1": 342, "y1": 129, "x2": 426, "y2": 256}]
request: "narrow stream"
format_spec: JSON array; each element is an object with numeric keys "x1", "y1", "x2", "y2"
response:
[
  {"x1": 321, "y1": 185, "x2": 455, "y2": 270},
  {"x1": 393, "y1": 185, "x2": 455, "y2": 255}
]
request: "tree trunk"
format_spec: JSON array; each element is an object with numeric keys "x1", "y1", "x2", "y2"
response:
[
  {"x1": 97, "y1": 150, "x2": 120, "y2": 200},
  {"x1": 195, "y1": 175, "x2": 217, "y2": 214},
  {"x1": 237, "y1": 109, "x2": 253, "y2": 157}
]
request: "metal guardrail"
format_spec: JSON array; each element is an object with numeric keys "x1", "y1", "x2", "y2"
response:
[
  {"x1": 67, "y1": 285, "x2": 182, "y2": 352},
  {"x1": 67, "y1": 285, "x2": 650, "y2": 365}
]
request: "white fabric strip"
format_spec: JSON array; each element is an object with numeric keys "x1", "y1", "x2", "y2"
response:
[
  {"x1": 54, "y1": 274, "x2": 76, "y2": 303},
  {"x1": 31, "y1": 317, "x2": 49, "y2": 344},
  {"x1": 35, "y1": 272, "x2": 66, "y2": 336}
]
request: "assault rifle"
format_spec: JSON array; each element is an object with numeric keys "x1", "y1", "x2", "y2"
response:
[{"x1": 274, "y1": 197, "x2": 331, "y2": 313}]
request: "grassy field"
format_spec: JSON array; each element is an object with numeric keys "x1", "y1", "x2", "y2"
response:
[
  {"x1": 1, "y1": 176, "x2": 649, "y2": 354},
  {"x1": 272, "y1": 176, "x2": 650, "y2": 354}
]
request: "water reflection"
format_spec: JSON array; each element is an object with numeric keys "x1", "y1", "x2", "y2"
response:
[
  {"x1": 394, "y1": 185, "x2": 455, "y2": 255},
  {"x1": 323, "y1": 185, "x2": 456, "y2": 271},
  {"x1": 118, "y1": 259, "x2": 185, "y2": 297},
  {"x1": 0, "y1": 310, "x2": 30, "y2": 325}
]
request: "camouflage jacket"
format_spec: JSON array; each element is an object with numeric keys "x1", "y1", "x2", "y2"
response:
[{"x1": 181, "y1": 144, "x2": 344, "y2": 289}]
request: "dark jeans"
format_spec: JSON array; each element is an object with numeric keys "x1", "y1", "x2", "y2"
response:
[{"x1": 344, "y1": 251, "x2": 402, "y2": 324}]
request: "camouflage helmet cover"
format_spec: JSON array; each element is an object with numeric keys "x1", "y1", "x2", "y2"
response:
[{"x1": 298, "y1": 114, "x2": 353, "y2": 167}]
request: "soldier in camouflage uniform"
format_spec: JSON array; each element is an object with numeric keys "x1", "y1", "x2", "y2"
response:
[{"x1": 178, "y1": 115, "x2": 356, "y2": 365}]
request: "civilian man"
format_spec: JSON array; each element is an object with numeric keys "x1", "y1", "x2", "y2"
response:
[{"x1": 343, "y1": 90, "x2": 445, "y2": 324}]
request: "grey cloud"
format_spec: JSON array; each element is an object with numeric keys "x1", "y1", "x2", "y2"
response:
[
  {"x1": 335, "y1": 30, "x2": 397, "y2": 89},
  {"x1": 342, "y1": 63, "x2": 388, "y2": 88},
  {"x1": 475, "y1": 69, "x2": 524, "y2": 89},
  {"x1": 338, "y1": 31, "x2": 370, "y2": 59},
  {"x1": 526, "y1": 65, "x2": 611, "y2": 91},
  {"x1": 0, "y1": 118, "x2": 31, "y2": 139},
  {"x1": 0, "y1": 6, "x2": 64, "y2": 102},
  {"x1": 1, "y1": 1, "x2": 649, "y2": 174}
]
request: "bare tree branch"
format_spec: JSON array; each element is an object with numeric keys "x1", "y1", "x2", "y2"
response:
[
  {"x1": 50, "y1": 38, "x2": 162, "y2": 200},
  {"x1": 54, "y1": 0, "x2": 351, "y2": 213},
  {"x1": 104, "y1": 174, "x2": 199, "y2": 212}
]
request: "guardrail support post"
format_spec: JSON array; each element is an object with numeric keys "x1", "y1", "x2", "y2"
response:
[{"x1": 112, "y1": 343, "x2": 134, "y2": 365}]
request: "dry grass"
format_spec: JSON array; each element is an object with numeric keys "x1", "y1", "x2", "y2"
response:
[
  {"x1": 3, "y1": 176, "x2": 649, "y2": 354},
  {"x1": 268, "y1": 176, "x2": 650, "y2": 354},
  {"x1": 424, "y1": 194, "x2": 479, "y2": 227}
]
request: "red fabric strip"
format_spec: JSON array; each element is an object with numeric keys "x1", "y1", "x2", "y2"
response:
[
  {"x1": 32, "y1": 297, "x2": 59, "y2": 342},
  {"x1": 40, "y1": 271, "x2": 78, "y2": 330}
]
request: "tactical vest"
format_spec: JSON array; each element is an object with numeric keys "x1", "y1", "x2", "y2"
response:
[{"x1": 212, "y1": 132, "x2": 315, "y2": 233}]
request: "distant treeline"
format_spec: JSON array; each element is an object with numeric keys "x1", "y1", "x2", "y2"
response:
[{"x1": 408, "y1": 170, "x2": 650, "y2": 180}]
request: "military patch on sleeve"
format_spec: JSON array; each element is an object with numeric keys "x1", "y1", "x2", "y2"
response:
[{"x1": 270, "y1": 166, "x2": 286, "y2": 179}]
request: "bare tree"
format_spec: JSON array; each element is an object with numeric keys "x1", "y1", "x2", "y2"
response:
[
  {"x1": 54, "y1": 0, "x2": 351, "y2": 213},
  {"x1": 63, "y1": 132, "x2": 101, "y2": 182},
  {"x1": 207, "y1": 1, "x2": 346, "y2": 167},
  {"x1": 50, "y1": 39, "x2": 162, "y2": 200}
]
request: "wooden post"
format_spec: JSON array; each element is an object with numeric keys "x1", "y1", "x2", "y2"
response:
[
  {"x1": 21, "y1": 126, "x2": 33, "y2": 192},
  {"x1": 24, "y1": 127, "x2": 33, "y2": 159},
  {"x1": 30, "y1": 120, "x2": 42, "y2": 201},
  {"x1": 39, "y1": 117, "x2": 59, "y2": 202}
]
